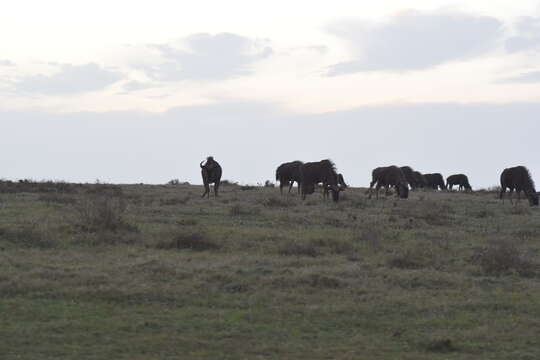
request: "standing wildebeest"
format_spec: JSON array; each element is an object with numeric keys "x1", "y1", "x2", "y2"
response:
[
  {"x1": 500, "y1": 166, "x2": 539, "y2": 206},
  {"x1": 400, "y1": 166, "x2": 419, "y2": 189},
  {"x1": 424, "y1": 173, "x2": 446, "y2": 190},
  {"x1": 412, "y1": 171, "x2": 427, "y2": 188},
  {"x1": 369, "y1": 166, "x2": 409, "y2": 199},
  {"x1": 323, "y1": 173, "x2": 347, "y2": 199},
  {"x1": 446, "y1": 174, "x2": 472, "y2": 191},
  {"x1": 200, "y1": 156, "x2": 222, "y2": 198},
  {"x1": 300, "y1": 160, "x2": 343, "y2": 202},
  {"x1": 275, "y1": 161, "x2": 303, "y2": 195}
]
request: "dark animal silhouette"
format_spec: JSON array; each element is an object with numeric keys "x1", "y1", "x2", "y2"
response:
[
  {"x1": 446, "y1": 174, "x2": 472, "y2": 191},
  {"x1": 500, "y1": 166, "x2": 539, "y2": 206},
  {"x1": 275, "y1": 161, "x2": 303, "y2": 195},
  {"x1": 369, "y1": 166, "x2": 409, "y2": 199},
  {"x1": 323, "y1": 173, "x2": 347, "y2": 199},
  {"x1": 412, "y1": 171, "x2": 427, "y2": 188},
  {"x1": 400, "y1": 166, "x2": 419, "y2": 189},
  {"x1": 299, "y1": 160, "x2": 343, "y2": 202},
  {"x1": 424, "y1": 173, "x2": 445, "y2": 190},
  {"x1": 200, "y1": 156, "x2": 222, "y2": 198}
]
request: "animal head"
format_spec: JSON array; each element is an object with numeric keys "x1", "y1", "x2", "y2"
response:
[
  {"x1": 529, "y1": 192, "x2": 539, "y2": 206},
  {"x1": 397, "y1": 183, "x2": 409, "y2": 199}
]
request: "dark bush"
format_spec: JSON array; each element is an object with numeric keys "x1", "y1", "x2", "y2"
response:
[
  {"x1": 38, "y1": 193, "x2": 77, "y2": 205},
  {"x1": 159, "y1": 196, "x2": 190, "y2": 206},
  {"x1": 0, "y1": 225, "x2": 55, "y2": 249},
  {"x1": 220, "y1": 180, "x2": 238, "y2": 186},
  {"x1": 229, "y1": 204, "x2": 260, "y2": 216},
  {"x1": 261, "y1": 196, "x2": 292, "y2": 208},
  {"x1": 0, "y1": 180, "x2": 78, "y2": 194},
  {"x1": 278, "y1": 241, "x2": 320, "y2": 257},
  {"x1": 155, "y1": 232, "x2": 220, "y2": 251}
]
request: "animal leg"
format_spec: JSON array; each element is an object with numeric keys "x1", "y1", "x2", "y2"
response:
[
  {"x1": 201, "y1": 183, "x2": 210, "y2": 198},
  {"x1": 288, "y1": 181, "x2": 294, "y2": 194},
  {"x1": 376, "y1": 185, "x2": 383, "y2": 200},
  {"x1": 214, "y1": 182, "x2": 220, "y2": 197}
]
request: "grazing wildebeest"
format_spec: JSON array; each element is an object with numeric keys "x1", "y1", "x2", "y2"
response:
[
  {"x1": 299, "y1": 160, "x2": 343, "y2": 202},
  {"x1": 368, "y1": 166, "x2": 409, "y2": 199},
  {"x1": 412, "y1": 171, "x2": 427, "y2": 189},
  {"x1": 400, "y1": 166, "x2": 418, "y2": 189},
  {"x1": 500, "y1": 166, "x2": 539, "y2": 206},
  {"x1": 446, "y1": 174, "x2": 472, "y2": 191},
  {"x1": 200, "y1": 156, "x2": 222, "y2": 198},
  {"x1": 323, "y1": 173, "x2": 347, "y2": 199},
  {"x1": 424, "y1": 173, "x2": 445, "y2": 190},
  {"x1": 275, "y1": 161, "x2": 303, "y2": 195}
]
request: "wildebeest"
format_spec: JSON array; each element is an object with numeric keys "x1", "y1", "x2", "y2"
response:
[
  {"x1": 446, "y1": 174, "x2": 472, "y2": 191},
  {"x1": 500, "y1": 166, "x2": 539, "y2": 206},
  {"x1": 400, "y1": 166, "x2": 416, "y2": 189},
  {"x1": 323, "y1": 173, "x2": 347, "y2": 199},
  {"x1": 412, "y1": 171, "x2": 427, "y2": 188},
  {"x1": 200, "y1": 156, "x2": 222, "y2": 198},
  {"x1": 368, "y1": 166, "x2": 409, "y2": 199},
  {"x1": 424, "y1": 173, "x2": 445, "y2": 190},
  {"x1": 299, "y1": 160, "x2": 343, "y2": 202},
  {"x1": 275, "y1": 161, "x2": 303, "y2": 195}
]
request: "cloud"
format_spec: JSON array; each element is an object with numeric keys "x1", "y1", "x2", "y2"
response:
[
  {"x1": 121, "y1": 81, "x2": 157, "y2": 92},
  {"x1": 497, "y1": 71, "x2": 540, "y2": 84},
  {"x1": 13, "y1": 63, "x2": 123, "y2": 95},
  {"x1": 0, "y1": 59, "x2": 14, "y2": 66},
  {"x1": 506, "y1": 17, "x2": 540, "y2": 53},
  {"x1": 327, "y1": 11, "x2": 503, "y2": 75},
  {"x1": 138, "y1": 32, "x2": 272, "y2": 81}
]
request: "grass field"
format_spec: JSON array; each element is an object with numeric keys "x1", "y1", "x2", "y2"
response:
[{"x1": 1, "y1": 180, "x2": 540, "y2": 359}]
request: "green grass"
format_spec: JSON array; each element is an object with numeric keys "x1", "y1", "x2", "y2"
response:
[{"x1": 1, "y1": 181, "x2": 540, "y2": 359}]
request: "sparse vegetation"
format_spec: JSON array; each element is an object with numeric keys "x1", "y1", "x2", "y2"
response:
[{"x1": 1, "y1": 182, "x2": 540, "y2": 359}]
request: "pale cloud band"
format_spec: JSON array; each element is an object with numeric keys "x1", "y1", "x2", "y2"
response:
[
  {"x1": 138, "y1": 33, "x2": 272, "y2": 81},
  {"x1": 327, "y1": 10, "x2": 503, "y2": 75},
  {"x1": 10, "y1": 63, "x2": 123, "y2": 95}
]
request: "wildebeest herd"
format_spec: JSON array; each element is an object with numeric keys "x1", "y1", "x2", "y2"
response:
[{"x1": 199, "y1": 157, "x2": 539, "y2": 207}]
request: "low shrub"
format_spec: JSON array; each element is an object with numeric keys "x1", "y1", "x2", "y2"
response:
[
  {"x1": 261, "y1": 196, "x2": 292, "y2": 208},
  {"x1": 155, "y1": 232, "x2": 220, "y2": 251},
  {"x1": 74, "y1": 196, "x2": 136, "y2": 233},
  {"x1": 278, "y1": 241, "x2": 320, "y2": 257},
  {"x1": 0, "y1": 225, "x2": 55, "y2": 249},
  {"x1": 471, "y1": 239, "x2": 538, "y2": 277},
  {"x1": 159, "y1": 196, "x2": 190, "y2": 206}
]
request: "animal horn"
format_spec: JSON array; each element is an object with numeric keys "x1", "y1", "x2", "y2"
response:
[{"x1": 200, "y1": 160, "x2": 205, "y2": 168}]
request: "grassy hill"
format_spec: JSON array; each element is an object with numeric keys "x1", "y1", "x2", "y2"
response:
[{"x1": 1, "y1": 181, "x2": 540, "y2": 359}]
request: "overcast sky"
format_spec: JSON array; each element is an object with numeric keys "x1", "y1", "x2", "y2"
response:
[{"x1": 2, "y1": 0, "x2": 540, "y2": 187}]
